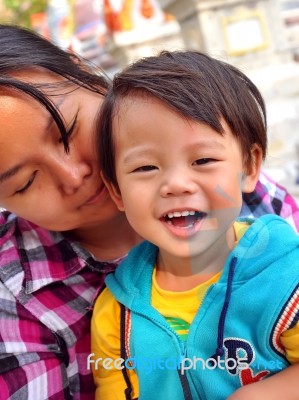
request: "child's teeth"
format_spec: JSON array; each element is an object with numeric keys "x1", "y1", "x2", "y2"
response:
[{"x1": 167, "y1": 210, "x2": 196, "y2": 218}]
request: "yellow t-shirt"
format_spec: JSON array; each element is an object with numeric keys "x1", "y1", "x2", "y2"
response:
[
  {"x1": 91, "y1": 222, "x2": 299, "y2": 399},
  {"x1": 152, "y1": 270, "x2": 221, "y2": 341}
]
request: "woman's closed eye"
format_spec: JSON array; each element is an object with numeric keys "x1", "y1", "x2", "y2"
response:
[{"x1": 15, "y1": 171, "x2": 37, "y2": 195}]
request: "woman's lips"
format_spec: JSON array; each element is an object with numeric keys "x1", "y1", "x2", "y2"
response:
[{"x1": 83, "y1": 184, "x2": 107, "y2": 206}]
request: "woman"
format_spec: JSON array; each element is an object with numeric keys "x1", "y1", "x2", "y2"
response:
[
  {"x1": 0, "y1": 24, "x2": 140, "y2": 399},
  {"x1": 0, "y1": 24, "x2": 297, "y2": 399}
]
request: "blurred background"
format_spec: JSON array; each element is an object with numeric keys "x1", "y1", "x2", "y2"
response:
[{"x1": 0, "y1": 0, "x2": 299, "y2": 202}]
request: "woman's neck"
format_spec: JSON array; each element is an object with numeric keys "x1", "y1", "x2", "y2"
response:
[{"x1": 67, "y1": 213, "x2": 142, "y2": 261}]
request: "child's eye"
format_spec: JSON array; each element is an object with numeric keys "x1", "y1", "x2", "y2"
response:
[
  {"x1": 193, "y1": 158, "x2": 215, "y2": 166},
  {"x1": 132, "y1": 165, "x2": 157, "y2": 172},
  {"x1": 15, "y1": 171, "x2": 37, "y2": 195}
]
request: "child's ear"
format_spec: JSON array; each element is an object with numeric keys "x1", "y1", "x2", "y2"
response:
[
  {"x1": 101, "y1": 173, "x2": 125, "y2": 211},
  {"x1": 242, "y1": 144, "x2": 263, "y2": 193}
]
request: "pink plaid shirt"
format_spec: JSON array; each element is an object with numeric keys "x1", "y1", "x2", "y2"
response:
[
  {"x1": 241, "y1": 172, "x2": 299, "y2": 232},
  {"x1": 0, "y1": 212, "x2": 118, "y2": 399},
  {"x1": 0, "y1": 172, "x2": 298, "y2": 399}
]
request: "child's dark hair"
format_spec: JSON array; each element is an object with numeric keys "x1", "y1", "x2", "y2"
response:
[
  {"x1": 0, "y1": 24, "x2": 109, "y2": 152},
  {"x1": 98, "y1": 50, "x2": 267, "y2": 187}
]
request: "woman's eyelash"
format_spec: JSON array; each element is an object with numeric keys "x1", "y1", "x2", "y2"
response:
[
  {"x1": 15, "y1": 171, "x2": 37, "y2": 195},
  {"x1": 66, "y1": 115, "x2": 78, "y2": 137},
  {"x1": 59, "y1": 114, "x2": 78, "y2": 143}
]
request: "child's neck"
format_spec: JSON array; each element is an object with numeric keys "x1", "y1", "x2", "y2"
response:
[
  {"x1": 155, "y1": 268, "x2": 218, "y2": 292},
  {"x1": 155, "y1": 229, "x2": 235, "y2": 292}
]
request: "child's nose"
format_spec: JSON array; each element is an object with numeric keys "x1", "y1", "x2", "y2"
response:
[{"x1": 160, "y1": 169, "x2": 198, "y2": 197}]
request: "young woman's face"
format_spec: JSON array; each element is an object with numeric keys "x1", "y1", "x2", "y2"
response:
[{"x1": 0, "y1": 71, "x2": 119, "y2": 231}]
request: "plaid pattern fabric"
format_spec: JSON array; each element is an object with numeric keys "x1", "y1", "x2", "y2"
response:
[
  {"x1": 0, "y1": 212, "x2": 119, "y2": 400},
  {"x1": 0, "y1": 173, "x2": 298, "y2": 399},
  {"x1": 241, "y1": 172, "x2": 299, "y2": 232}
]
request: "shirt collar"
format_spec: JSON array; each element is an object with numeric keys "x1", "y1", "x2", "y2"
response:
[{"x1": 0, "y1": 213, "x2": 116, "y2": 295}]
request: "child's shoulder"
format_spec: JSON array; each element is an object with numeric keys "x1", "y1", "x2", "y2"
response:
[
  {"x1": 93, "y1": 286, "x2": 120, "y2": 316},
  {"x1": 233, "y1": 214, "x2": 299, "y2": 275},
  {"x1": 237, "y1": 214, "x2": 297, "y2": 234}
]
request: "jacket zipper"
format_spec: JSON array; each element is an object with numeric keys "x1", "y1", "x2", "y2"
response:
[{"x1": 133, "y1": 310, "x2": 194, "y2": 399}]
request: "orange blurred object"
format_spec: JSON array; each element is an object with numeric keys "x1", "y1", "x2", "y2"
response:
[{"x1": 140, "y1": 0, "x2": 154, "y2": 19}]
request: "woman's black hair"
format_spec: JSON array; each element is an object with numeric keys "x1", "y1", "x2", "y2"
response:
[{"x1": 0, "y1": 24, "x2": 109, "y2": 151}]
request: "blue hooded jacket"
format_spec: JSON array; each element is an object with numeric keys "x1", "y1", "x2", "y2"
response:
[{"x1": 105, "y1": 215, "x2": 299, "y2": 399}]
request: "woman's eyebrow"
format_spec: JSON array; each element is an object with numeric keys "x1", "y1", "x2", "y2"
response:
[{"x1": 0, "y1": 163, "x2": 24, "y2": 184}]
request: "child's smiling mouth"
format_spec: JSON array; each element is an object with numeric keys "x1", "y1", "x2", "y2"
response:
[{"x1": 161, "y1": 210, "x2": 207, "y2": 229}]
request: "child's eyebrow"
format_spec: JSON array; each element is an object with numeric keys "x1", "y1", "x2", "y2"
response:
[
  {"x1": 191, "y1": 141, "x2": 225, "y2": 151},
  {"x1": 122, "y1": 149, "x2": 156, "y2": 165},
  {"x1": 122, "y1": 141, "x2": 225, "y2": 164}
]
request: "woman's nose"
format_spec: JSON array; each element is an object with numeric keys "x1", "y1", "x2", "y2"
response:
[{"x1": 53, "y1": 155, "x2": 92, "y2": 195}]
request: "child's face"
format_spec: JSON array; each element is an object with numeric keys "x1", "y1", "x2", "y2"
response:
[{"x1": 108, "y1": 96, "x2": 261, "y2": 268}]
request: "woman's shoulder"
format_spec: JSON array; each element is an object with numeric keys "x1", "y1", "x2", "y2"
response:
[
  {"x1": 0, "y1": 209, "x2": 16, "y2": 228},
  {"x1": 0, "y1": 211, "x2": 95, "y2": 297},
  {"x1": 0, "y1": 210, "x2": 56, "y2": 247},
  {"x1": 241, "y1": 172, "x2": 299, "y2": 233},
  {"x1": 0, "y1": 210, "x2": 19, "y2": 245},
  {"x1": 0, "y1": 210, "x2": 67, "y2": 273}
]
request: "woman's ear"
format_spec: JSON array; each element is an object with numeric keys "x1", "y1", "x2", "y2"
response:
[
  {"x1": 242, "y1": 144, "x2": 263, "y2": 193},
  {"x1": 101, "y1": 173, "x2": 125, "y2": 211}
]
